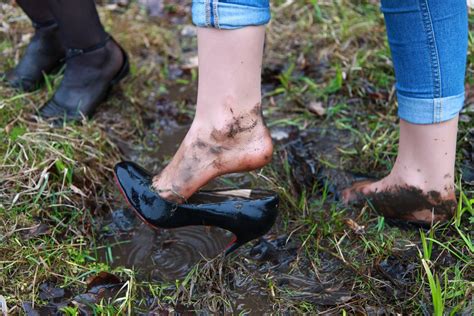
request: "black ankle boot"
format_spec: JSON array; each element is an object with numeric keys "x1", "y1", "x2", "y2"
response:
[
  {"x1": 5, "y1": 21, "x2": 65, "y2": 92},
  {"x1": 39, "y1": 35, "x2": 129, "y2": 122}
]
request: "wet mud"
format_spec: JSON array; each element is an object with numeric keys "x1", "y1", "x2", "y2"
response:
[
  {"x1": 347, "y1": 184, "x2": 457, "y2": 224},
  {"x1": 99, "y1": 209, "x2": 233, "y2": 281},
  {"x1": 227, "y1": 104, "x2": 261, "y2": 138},
  {"x1": 22, "y1": 272, "x2": 123, "y2": 315},
  {"x1": 277, "y1": 126, "x2": 359, "y2": 198}
]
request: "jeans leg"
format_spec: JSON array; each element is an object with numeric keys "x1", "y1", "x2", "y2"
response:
[
  {"x1": 381, "y1": 0, "x2": 468, "y2": 124},
  {"x1": 192, "y1": 0, "x2": 271, "y2": 29}
]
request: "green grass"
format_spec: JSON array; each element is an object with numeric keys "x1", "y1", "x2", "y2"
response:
[{"x1": 0, "y1": 0, "x2": 473, "y2": 314}]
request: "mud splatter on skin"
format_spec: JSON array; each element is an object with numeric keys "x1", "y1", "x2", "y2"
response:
[
  {"x1": 209, "y1": 145, "x2": 228, "y2": 155},
  {"x1": 154, "y1": 102, "x2": 271, "y2": 202},
  {"x1": 227, "y1": 119, "x2": 258, "y2": 138},
  {"x1": 192, "y1": 137, "x2": 230, "y2": 156},
  {"x1": 444, "y1": 184, "x2": 454, "y2": 192},
  {"x1": 211, "y1": 103, "x2": 262, "y2": 141},
  {"x1": 189, "y1": 138, "x2": 231, "y2": 172},
  {"x1": 194, "y1": 139, "x2": 208, "y2": 149},
  {"x1": 349, "y1": 184, "x2": 456, "y2": 223},
  {"x1": 154, "y1": 149, "x2": 196, "y2": 203}
]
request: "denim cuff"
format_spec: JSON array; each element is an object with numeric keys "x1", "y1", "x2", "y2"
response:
[
  {"x1": 397, "y1": 92, "x2": 465, "y2": 124},
  {"x1": 192, "y1": 0, "x2": 271, "y2": 30}
]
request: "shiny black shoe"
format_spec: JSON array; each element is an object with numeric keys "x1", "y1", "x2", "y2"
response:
[
  {"x1": 39, "y1": 35, "x2": 130, "y2": 122},
  {"x1": 4, "y1": 21, "x2": 65, "y2": 92},
  {"x1": 114, "y1": 161, "x2": 279, "y2": 255}
]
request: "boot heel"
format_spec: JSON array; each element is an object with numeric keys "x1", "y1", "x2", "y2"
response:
[{"x1": 110, "y1": 45, "x2": 130, "y2": 86}]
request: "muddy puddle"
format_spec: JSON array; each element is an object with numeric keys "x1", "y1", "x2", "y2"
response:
[
  {"x1": 98, "y1": 209, "x2": 233, "y2": 281},
  {"x1": 95, "y1": 110, "x2": 359, "y2": 313},
  {"x1": 99, "y1": 106, "x2": 236, "y2": 281},
  {"x1": 93, "y1": 7, "x2": 365, "y2": 310}
]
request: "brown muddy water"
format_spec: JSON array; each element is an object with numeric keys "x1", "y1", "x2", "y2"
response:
[
  {"x1": 98, "y1": 110, "x2": 277, "y2": 312},
  {"x1": 98, "y1": 211, "x2": 233, "y2": 281},
  {"x1": 99, "y1": 112, "x2": 235, "y2": 281}
]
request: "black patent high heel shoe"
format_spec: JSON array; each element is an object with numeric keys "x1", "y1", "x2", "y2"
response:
[{"x1": 114, "y1": 161, "x2": 279, "y2": 255}]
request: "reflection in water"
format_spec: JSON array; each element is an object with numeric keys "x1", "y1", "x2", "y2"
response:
[{"x1": 99, "y1": 209, "x2": 233, "y2": 281}]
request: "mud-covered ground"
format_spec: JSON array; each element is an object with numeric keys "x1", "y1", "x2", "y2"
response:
[{"x1": 0, "y1": 1, "x2": 473, "y2": 315}]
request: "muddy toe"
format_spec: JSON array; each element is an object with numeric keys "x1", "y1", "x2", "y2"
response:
[{"x1": 342, "y1": 180, "x2": 376, "y2": 204}]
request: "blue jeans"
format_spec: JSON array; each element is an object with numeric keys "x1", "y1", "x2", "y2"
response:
[
  {"x1": 192, "y1": 0, "x2": 270, "y2": 29},
  {"x1": 381, "y1": 0, "x2": 468, "y2": 124},
  {"x1": 192, "y1": 0, "x2": 468, "y2": 124}
]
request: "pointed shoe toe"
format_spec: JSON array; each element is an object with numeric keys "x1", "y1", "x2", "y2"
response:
[{"x1": 114, "y1": 161, "x2": 172, "y2": 224}]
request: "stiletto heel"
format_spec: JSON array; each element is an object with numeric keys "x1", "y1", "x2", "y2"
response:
[
  {"x1": 224, "y1": 235, "x2": 257, "y2": 256},
  {"x1": 114, "y1": 161, "x2": 279, "y2": 256},
  {"x1": 225, "y1": 241, "x2": 245, "y2": 256}
]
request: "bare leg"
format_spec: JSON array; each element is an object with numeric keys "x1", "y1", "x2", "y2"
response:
[
  {"x1": 343, "y1": 118, "x2": 458, "y2": 223},
  {"x1": 152, "y1": 26, "x2": 273, "y2": 203},
  {"x1": 342, "y1": 0, "x2": 466, "y2": 225}
]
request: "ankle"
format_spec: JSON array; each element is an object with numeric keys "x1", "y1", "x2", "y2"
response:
[
  {"x1": 34, "y1": 23, "x2": 65, "y2": 54},
  {"x1": 65, "y1": 39, "x2": 123, "y2": 73},
  {"x1": 151, "y1": 96, "x2": 273, "y2": 202},
  {"x1": 387, "y1": 161, "x2": 455, "y2": 198},
  {"x1": 196, "y1": 100, "x2": 266, "y2": 138},
  {"x1": 196, "y1": 92, "x2": 262, "y2": 121}
]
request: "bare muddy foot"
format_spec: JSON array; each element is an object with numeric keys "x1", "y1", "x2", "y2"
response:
[
  {"x1": 342, "y1": 175, "x2": 457, "y2": 225},
  {"x1": 152, "y1": 103, "x2": 273, "y2": 203}
]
